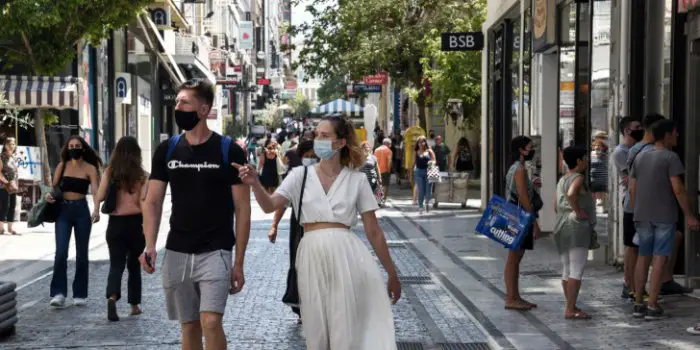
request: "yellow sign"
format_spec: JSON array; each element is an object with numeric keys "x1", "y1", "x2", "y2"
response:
[
  {"x1": 355, "y1": 128, "x2": 367, "y2": 143},
  {"x1": 403, "y1": 126, "x2": 425, "y2": 170}
]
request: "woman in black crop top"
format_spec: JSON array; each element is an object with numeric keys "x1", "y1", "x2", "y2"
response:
[
  {"x1": 45, "y1": 136, "x2": 102, "y2": 308},
  {"x1": 412, "y1": 136, "x2": 435, "y2": 214}
]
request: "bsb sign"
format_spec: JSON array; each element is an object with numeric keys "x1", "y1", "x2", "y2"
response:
[{"x1": 440, "y1": 32, "x2": 484, "y2": 51}]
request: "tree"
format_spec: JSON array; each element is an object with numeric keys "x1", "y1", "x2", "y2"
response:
[
  {"x1": 290, "y1": 0, "x2": 484, "y2": 130},
  {"x1": 258, "y1": 103, "x2": 283, "y2": 128},
  {"x1": 0, "y1": 0, "x2": 152, "y2": 184},
  {"x1": 419, "y1": 1, "x2": 486, "y2": 130},
  {"x1": 288, "y1": 93, "x2": 313, "y2": 119},
  {"x1": 316, "y1": 74, "x2": 346, "y2": 104}
]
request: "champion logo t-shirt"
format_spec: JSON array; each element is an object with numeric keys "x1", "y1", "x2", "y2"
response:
[{"x1": 150, "y1": 132, "x2": 247, "y2": 254}]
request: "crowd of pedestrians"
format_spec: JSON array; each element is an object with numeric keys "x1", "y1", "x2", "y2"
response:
[{"x1": 504, "y1": 113, "x2": 698, "y2": 333}]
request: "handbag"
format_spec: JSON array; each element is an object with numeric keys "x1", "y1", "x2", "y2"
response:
[
  {"x1": 510, "y1": 189, "x2": 544, "y2": 213},
  {"x1": 427, "y1": 162, "x2": 441, "y2": 183},
  {"x1": 475, "y1": 195, "x2": 534, "y2": 249},
  {"x1": 101, "y1": 182, "x2": 117, "y2": 214},
  {"x1": 282, "y1": 166, "x2": 308, "y2": 309}
]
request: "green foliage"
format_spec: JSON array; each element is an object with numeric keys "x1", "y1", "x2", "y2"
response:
[
  {"x1": 0, "y1": 0, "x2": 152, "y2": 75},
  {"x1": 224, "y1": 116, "x2": 247, "y2": 139},
  {"x1": 289, "y1": 93, "x2": 313, "y2": 119},
  {"x1": 291, "y1": 0, "x2": 486, "y2": 129},
  {"x1": 317, "y1": 74, "x2": 346, "y2": 103}
]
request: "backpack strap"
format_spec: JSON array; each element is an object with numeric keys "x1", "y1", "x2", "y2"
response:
[
  {"x1": 221, "y1": 136, "x2": 232, "y2": 165},
  {"x1": 165, "y1": 134, "x2": 183, "y2": 162}
]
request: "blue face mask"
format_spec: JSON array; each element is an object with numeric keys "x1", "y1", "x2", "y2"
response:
[
  {"x1": 302, "y1": 157, "x2": 318, "y2": 166},
  {"x1": 313, "y1": 139, "x2": 338, "y2": 160}
]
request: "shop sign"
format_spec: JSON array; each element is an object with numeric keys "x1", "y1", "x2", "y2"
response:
[
  {"x1": 532, "y1": 0, "x2": 557, "y2": 53},
  {"x1": 149, "y1": 7, "x2": 170, "y2": 29},
  {"x1": 679, "y1": 0, "x2": 700, "y2": 13},
  {"x1": 285, "y1": 81, "x2": 298, "y2": 89},
  {"x1": 162, "y1": 85, "x2": 177, "y2": 106},
  {"x1": 115, "y1": 73, "x2": 131, "y2": 105},
  {"x1": 363, "y1": 72, "x2": 388, "y2": 85},
  {"x1": 353, "y1": 84, "x2": 382, "y2": 93},
  {"x1": 239, "y1": 21, "x2": 254, "y2": 50},
  {"x1": 217, "y1": 79, "x2": 238, "y2": 89},
  {"x1": 257, "y1": 78, "x2": 271, "y2": 85},
  {"x1": 440, "y1": 32, "x2": 484, "y2": 51}
]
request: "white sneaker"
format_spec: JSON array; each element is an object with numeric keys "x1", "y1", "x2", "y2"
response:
[
  {"x1": 73, "y1": 298, "x2": 87, "y2": 306},
  {"x1": 49, "y1": 294, "x2": 65, "y2": 308}
]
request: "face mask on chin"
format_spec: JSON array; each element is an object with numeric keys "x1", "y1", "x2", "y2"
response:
[{"x1": 302, "y1": 158, "x2": 318, "y2": 166}]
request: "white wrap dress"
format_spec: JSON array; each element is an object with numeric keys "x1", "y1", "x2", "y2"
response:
[{"x1": 275, "y1": 165, "x2": 397, "y2": 350}]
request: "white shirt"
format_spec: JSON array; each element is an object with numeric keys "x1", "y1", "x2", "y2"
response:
[{"x1": 275, "y1": 165, "x2": 379, "y2": 227}]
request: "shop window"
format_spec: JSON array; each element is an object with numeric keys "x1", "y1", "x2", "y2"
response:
[
  {"x1": 661, "y1": 0, "x2": 673, "y2": 118},
  {"x1": 511, "y1": 16, "x2": 521, "y2": 138}
]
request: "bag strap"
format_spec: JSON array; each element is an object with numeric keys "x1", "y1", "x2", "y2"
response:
[
  {"x1": 165, "y1": 134, "x2": 183, "y2": 162},
  {"x1": 297, "y1": 166, "x2": 308, "y2": 231},
  {"x1": 221, "y1": 135, "x2": 232, "y2": 165},
  {"x1": 627, "y1": 142, "x2": 653, "y2": 171}
]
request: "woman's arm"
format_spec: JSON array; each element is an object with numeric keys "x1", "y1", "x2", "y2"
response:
[
  {"x1": 94, "y1": 167, "x2": 111, "y2": 205},
  {"x1": 428, "y1": 149, "x2": 436, "y2": 161},
  {"x1": 361, "y1": 211, "x2": 401, "y2": 304},
  {"x1": 52, "y1": 162, "x2": 64, "y2": 187},
  {"x1": 514, "y1": 168, "x2": 534, "y2": 213},
  {"x1": 89, "y1": 165, "x2": 101, "y2": 211},
  {"x1": 0, "y1": 158, "x2": 7, "y2": 185},
  {"x1": 233, "y1": 163, "x2": 289, "y2": 213}
]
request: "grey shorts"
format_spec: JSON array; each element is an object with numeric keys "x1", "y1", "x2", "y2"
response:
[{"x1": 162, "y1": 249, "x2": 232, "y2": 323}]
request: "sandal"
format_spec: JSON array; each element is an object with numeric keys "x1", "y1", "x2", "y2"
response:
[
  {"x1": 505, "y1": 300, "x2": 533, "y2": 310},
  {"x1": 0, "y1": 230, "x2": 5, "y2": 235},
  {"x1": 565, "y1": 311, "x2": 592, "y2": 320},
  {"x1": 519, "y1": 298, "x2": 538, "y2": 308}
]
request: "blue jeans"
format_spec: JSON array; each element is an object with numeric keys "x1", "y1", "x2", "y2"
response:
[
  {"x1": 634, "y1": 221, "x2": 675, "y2": 257},
  {"x1": 50, "y1": 199, "x2": 92, "y2": 298},
  {"x1": 414, "y1": 168, "x2": 432, "y2": 208}
]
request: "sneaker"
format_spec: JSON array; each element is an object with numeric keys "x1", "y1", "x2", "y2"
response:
[
  {"x1": 629, "y1": 291, "x2": 652, "y2": 302},
  {"x1": 621, "y1": 285, "x2": 631, "y2": 299},
  {"x1": 419, "y1": 207, "x2": 424, "y2": 215},
  {"x1": 632, "y1": 303, "x2": 646, "y2": 318},
  {"x1": 73, "y1": 298, "x2": 87, "y2": 306},
  {"x1": 107, "y1": 299, "x2": 119, "y2": 322},
  {"x1": 687, "y1": 324, "x2": 700, "y2": 335},
  {"x1": 644, "y1": 305, "x2": 666, "y2": 320},
  {"x1": 49, "y1": 294, "x2": 65, "y2": 308},
  {"x1": 660, "y1": 280, "x2": 694, "y2": 296}
]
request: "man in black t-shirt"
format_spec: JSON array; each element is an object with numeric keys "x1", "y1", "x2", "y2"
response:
[{"x1": 140, "y1": 79, "x2": 250, "y2": 350}]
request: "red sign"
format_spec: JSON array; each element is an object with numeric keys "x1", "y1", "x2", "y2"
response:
[
  {"x1": 364, "y1": 72, "x2": 388, "y2": 85},
  {"x1": 257, "y1": 78, "x2": 271, "y2": 85},
  {"x1": 233, "y1": 65, "x2": 242, "y2": 72},
  {"x1": 285, "y1": 81, "x2": 298, "y2": 89}
]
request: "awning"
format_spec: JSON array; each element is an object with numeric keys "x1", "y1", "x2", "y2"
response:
[
  {"x1": 0, "y1": 75, "x2": 80, "y2": 110},
  {"x1": 310, "y1": 98, "x2": 364, "y2": 117},
  {"x1": 137, "y1": 13, "x2": 186, "y2": 85}
]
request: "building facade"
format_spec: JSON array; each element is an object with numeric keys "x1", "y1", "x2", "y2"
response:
[{"x1": 481, "y1": 0, "x2": 699, "y2": 287}]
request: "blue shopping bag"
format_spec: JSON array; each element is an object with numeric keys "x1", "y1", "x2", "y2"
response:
[{"x1": 475, "y1": 195, "x2": 534, "y2": 249}]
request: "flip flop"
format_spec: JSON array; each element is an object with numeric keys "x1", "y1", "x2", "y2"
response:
[
  {"x1": 9, "y1": 231, "x2": 19, "y2": 236},
  {"x1": 505, "y1": 300, "x2": 533, "y2": 310},
  {"x1": 130, "y1": 309, "x2": 142, "y2": 316},
  {"x1": 565, "y1": 311, "x2": 592, "y2": 320},
  {"x1": 520, "y1": 299, "x2": 538, "y2": 308}
]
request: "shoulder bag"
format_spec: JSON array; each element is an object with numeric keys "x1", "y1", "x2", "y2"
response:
[
  {"x1": 101, "y1": 171, "x2": 117, "y2": 214},
  {"x1": 282, "y1": 166, "x2": 308, "y2": 309}
]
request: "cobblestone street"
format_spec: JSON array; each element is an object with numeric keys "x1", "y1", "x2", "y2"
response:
[{"x1": 0, "y1": 200, "x2": 492, "y2": 350}]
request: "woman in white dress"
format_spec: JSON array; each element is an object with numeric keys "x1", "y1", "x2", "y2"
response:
[{"x1": 234, "y1": 116, "x2": 401, "y2": 350}]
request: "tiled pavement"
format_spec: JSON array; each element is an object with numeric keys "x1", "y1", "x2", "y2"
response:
[
  {"x1": 384, "y1": 185, "x2": 700, "y2": 350},
  {"x1": 0, "y1": 200, "x2": 492, "y2": 350}
]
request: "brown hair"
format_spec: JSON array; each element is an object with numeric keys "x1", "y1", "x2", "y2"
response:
[
  {"x1": 178, "y1": 79, "x2": 214, "y2": 107},
  {"x1": 323, "y1": 115, "x2": 365, "y2": 169},
  {"x1": 108, "y1": 136, "x2": 144, "y2": 194}
]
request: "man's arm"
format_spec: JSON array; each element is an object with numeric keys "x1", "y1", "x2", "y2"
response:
[
  {"x1": 670, "y1": 176, "x2": 693, "y2": 217},
  {"x1": 232, "y1": 184, "x2": 251, "y2": 268},
  {"x1": 143, "y1": 180, "x2": 167, "y2": 250}
]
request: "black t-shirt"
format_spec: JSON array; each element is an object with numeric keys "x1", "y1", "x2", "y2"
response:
[{"x1": 150, "y1": 133, "x2": 247, "y2": 254}]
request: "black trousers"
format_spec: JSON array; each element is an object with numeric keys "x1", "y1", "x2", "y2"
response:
[
  {"x1": 0, "y1": 188, "x2": 17, "y2": 222},
  {"x1": 105, "y1": 214, "x2": 145, "y2": 305}
]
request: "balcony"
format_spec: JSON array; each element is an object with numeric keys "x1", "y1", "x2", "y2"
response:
[{"x1": 172, "y1": 34, "x2": 216, "y2": 84}]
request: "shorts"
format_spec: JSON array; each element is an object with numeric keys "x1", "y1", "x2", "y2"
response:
[
  {"x1": 380, "y1": 172, "x2": 391, "y2": 186},
  {"x1": 634, "y1": 221, "x2": 676, "y2": 257},
  {"x1": 162, "y1": 249, "x2": 232, "y2": 323},
  {"x1": 623, "y1": 212, "x2": 638, "y2": 248}
]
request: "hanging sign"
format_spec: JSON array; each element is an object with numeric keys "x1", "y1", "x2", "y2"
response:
[
  {"x1": 239, "y1": 21, "x2": 254, "y2": 49},
  {"x1": 115, "y1": 73, "x2": 131, "y2": 105},
  {"x1": 440, "y1": 32, "x2": 485, "y2": 51}
]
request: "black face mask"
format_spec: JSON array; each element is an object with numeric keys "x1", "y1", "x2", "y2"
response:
[
  {"x1": 630, "y1": 129, "x2": 644, "y2": 142},
  {"x1": 69, "y1": 148, "x2": 84, "y2": 160},
  {"x1": 175, "y1": 110, "x2": 200, "y2": 131},
  {"x1": 524, "y1": 149, "x2": 536, "y2": 161}
]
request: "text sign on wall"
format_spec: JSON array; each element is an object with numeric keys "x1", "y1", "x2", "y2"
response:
[{"x1": 440, "y1": 32, "x2": 485, "y2": 51}]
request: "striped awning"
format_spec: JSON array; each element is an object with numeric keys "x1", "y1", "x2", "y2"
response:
[
  {"x1": 0, "y1": 75, "x2": 80, "y2": 110},
  {"x1": 310, "y1": 98, "x2": 364, "y2": 116}
]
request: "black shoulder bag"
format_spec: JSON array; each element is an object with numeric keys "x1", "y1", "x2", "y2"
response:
[
  {"x1": 44, "y1": 164, "x2": 67, "y2": 223},
  {"x1": 101, "y1": 179, "x2": 117, "y2": 214},
  {"x1": 282, "y1": 166, "x2": 308, "y2": 312}
]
